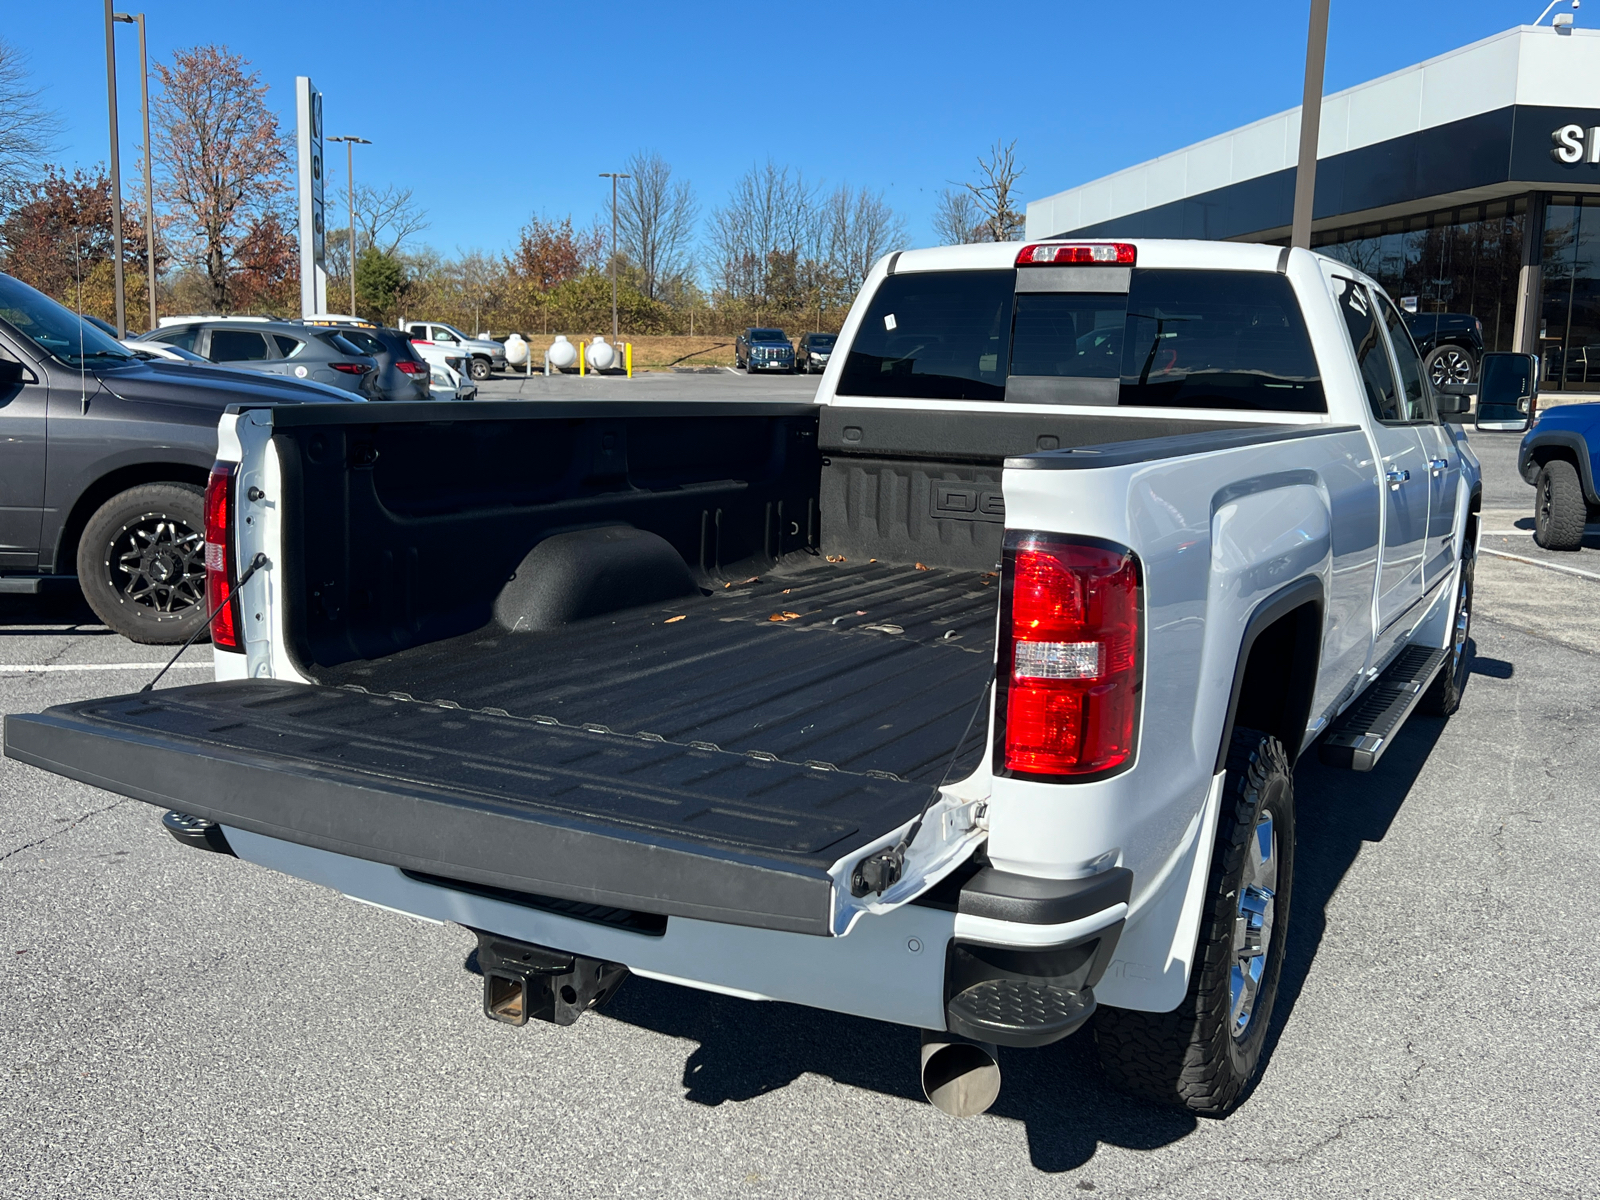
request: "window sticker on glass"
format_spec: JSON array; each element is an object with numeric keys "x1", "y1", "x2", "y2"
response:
[
  {"x1": 979, "y1": 354, "x2": 997, "y2": 372},
  {"x1": 883, "y1": 313, "x2": 897, "y2": 331}
]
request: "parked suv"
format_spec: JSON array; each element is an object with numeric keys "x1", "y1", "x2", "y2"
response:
[
  {"x1": 137, "y1": 320, "x2": 378, "y2": 399},
  {"x1": 795, "y1": 332, "x2": 836, "y2": 374},
  {"x1": 317, "y1": 325, "x2": 431, "y2": 402},
  {"x1": 1404, "y1": 311, "x2": 1483, "y2": 387},
  {"x1": 401, "y1": 321, "x2": 505, "y2": 381},
  {"x1": 735, "y1": 327, "x2": 794, "y2": 373},
  {"x1": 0, "y1": 271, "x2": 358, "y2": 644}
]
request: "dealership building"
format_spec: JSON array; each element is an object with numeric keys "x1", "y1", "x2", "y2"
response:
[{"x1": 1025, "y1": 24, "x2": 1600, "y2": 392}]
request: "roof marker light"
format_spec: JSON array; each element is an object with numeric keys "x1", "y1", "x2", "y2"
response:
[{"x1": 1015, "y1": 243, "x2": 1136, "y2": 266}]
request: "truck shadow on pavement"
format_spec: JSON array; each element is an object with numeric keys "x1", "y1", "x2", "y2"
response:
[
  {"x1": 0, "y1": 592, "x2": 114, "y2": 635},
  {"x1": 463, "y1": 646, "x2": 1476, "y2": 1172}
]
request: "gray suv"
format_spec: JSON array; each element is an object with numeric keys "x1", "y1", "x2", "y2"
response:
[{"x1": 137, "y1": 320, "x2": 379, "y2": 399}]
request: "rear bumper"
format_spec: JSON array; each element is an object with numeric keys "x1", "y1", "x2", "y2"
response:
[{"x1": 221, "y1": 824, "x2": 1127, "y2": 1036}]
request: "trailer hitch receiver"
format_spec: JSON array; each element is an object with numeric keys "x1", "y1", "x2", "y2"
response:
[{"x1": 472, "y1": 930, "x2": 628, "y2": 1027}]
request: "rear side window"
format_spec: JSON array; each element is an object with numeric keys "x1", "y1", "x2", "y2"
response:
[
  {"x1": 273, "y1": 335, "x2": 304, "y2": 358},
  {"x1": 1377, "y1": 294, "x2": 1431, "y2": 421},
  {"x1": 1334, "y1": 277, "x2": 1401, "y2": 422},
  {"x1": 838, "y1": 269, "x2": 1013, "y2": 401},
  {"x1": 1117, "y1": 270, "x2": 1323, "y2": 412},
  {"x1": 155, "y1": 326, "x2": 198, "y2": 351},
  {"x1": 208, "y1": 329, "x2": 270, "y2": 362}
]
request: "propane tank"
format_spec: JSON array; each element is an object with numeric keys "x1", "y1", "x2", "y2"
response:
[
  {"x1": 546, "y1": 335, "x2": 577, "y2": 370},
  {"x1": 588, "y1": 337, "x2": 617, "y2": 371},
  {"x1": 504, "y1": 333, "x2": 529, "y2": 366}
]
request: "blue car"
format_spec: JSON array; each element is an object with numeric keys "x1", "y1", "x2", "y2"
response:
[{"x1": 1519, "y1": 402, "x2": 1600, "y2": 550}]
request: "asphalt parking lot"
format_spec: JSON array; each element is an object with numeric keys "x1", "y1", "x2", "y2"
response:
[{"x1": 3, "y1": 416, "x2": 1598, "y2": 1198}]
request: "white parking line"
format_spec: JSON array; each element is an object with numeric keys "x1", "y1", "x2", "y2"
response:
[
  {"x1": 1480, "y1": 548, "x2": 1600, "y2": 582},
  {"x1": 0, "y1": 662, "x2": 214, "y2": 674}
]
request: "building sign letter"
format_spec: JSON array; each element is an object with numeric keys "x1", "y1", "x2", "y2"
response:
[{"x1": 1552, "y1": 123, "x2": 1585, "y2": 164}]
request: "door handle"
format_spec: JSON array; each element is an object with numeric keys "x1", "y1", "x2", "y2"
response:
[
  {"x1": 1386, "y1": 468, "x2": 1411, "y2": 487},
  {"x1": 1428, "y1": 458, "x2": 1449, "y2": 474}
]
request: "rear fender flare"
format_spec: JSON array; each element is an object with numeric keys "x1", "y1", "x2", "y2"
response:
[{"x1": 1521, "y1": 431, "x2": 1599, "y2": 504}]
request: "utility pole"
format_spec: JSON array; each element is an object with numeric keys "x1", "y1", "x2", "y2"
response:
[
  {"x1": 328, "y1": 136, "x2": 371, "y2": 317},
  {"x1": 103, "y1": 1, "x2": 126, "y2": 334},
  {"x1": 1291, "y1": 0, "x2": 1331, "y2": 250},
  {"x1": 114, "y1": 13, "x2": 155, "y2": 330},
  {"x1": 599, "y1": 172, "x2": 630, "y2": 340}
]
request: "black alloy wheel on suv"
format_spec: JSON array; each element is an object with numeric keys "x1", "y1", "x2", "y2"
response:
[{"x1": 76, "y1": 482, "x2": 210, "y2": 645}]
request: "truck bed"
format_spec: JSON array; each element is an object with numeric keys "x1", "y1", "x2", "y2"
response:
[
  {"x1": 3, "y1": 559, "x2": 995, "y2": 937},
  {"x1": 314, "y1": 556, "x2": 996, "y2": 783}
]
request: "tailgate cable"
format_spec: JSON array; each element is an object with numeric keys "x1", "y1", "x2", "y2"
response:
[
  {"x1": 850, "y1": 676, "x2": 993, "y2": 898},
  {"x1": 141, "y1": 553, "x2": 269, "y2": 693}
]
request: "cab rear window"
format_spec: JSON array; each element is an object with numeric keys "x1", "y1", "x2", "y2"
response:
[{"x1": 838, "y1": 267, "x2": 1325, "y2": 412}]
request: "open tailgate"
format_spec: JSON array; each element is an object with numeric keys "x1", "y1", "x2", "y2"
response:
[{"x1": 2, "y1": 680, "x2": 936, "y2": 936}]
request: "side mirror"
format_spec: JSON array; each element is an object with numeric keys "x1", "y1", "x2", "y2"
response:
[{"x1": 1475, "y1": 352, "x2": 1538, "y2": 432}]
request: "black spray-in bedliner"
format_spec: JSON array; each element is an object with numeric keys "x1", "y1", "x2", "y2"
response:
[{"x1": 314, "y1": 557, "x2": 998, "y2": 784}]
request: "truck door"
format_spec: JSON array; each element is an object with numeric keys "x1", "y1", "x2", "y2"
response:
[
  {"x1": 1377, "y1": 294, "x2": 1461, "y2": 591},
  {"x1": 1332, "y1": 276, "x2": 1430, "y2": 634},
  {"x1": 0, "y1": 337, "x2": 48, "y2": 571}
]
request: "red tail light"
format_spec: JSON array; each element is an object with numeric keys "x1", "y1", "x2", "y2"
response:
[
  {"x1": 996, "y1": 534, "x2": 1141, "y2": 779},
  {"x1": 330, "y1": 361, "x2": 372, "y2": 374},
  {"x1": 1015, "y1": 242, "x2": 1136, "y2": 266},
  {"x1": 395, "y1": 360, "x2": 426, "y2": 375},
  {"x1": 205, "y1": 462, "x2": 241, "y2": 651}
]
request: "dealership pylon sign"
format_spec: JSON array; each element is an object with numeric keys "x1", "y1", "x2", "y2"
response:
[{"x1": 296, "y1": 77, "x2": 327, "y2": 318}]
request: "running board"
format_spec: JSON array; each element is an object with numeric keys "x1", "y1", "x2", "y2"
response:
[{"x1": 1319, "y1": 646, "x2": 1447, "y2": 771}]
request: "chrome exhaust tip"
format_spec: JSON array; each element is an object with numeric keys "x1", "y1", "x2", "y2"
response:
[{"x1": 920, "y1": 1030, "x2": 1001, "y2": 1118}]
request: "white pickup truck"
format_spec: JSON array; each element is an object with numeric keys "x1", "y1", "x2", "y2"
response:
[{"x1": 4, "y1": 240, "x2": 1481, "y2": 1118}]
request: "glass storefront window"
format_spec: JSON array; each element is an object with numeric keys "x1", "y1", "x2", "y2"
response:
[
  {"x1": 1308, "y1": 200, "x2": 1526, "y2": 364},
  {"x1": 1538, "y1": 196, "x2": 1600, "y2": 393}
]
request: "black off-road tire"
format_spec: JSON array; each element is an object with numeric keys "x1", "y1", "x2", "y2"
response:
[
  {"x1": 1421, "y1": 541, "x2": 1475, "y2": 716},
  {"x1": 76, "y1": 483, "x2": 209, "y2": 645},
  {"x1": 469, "y1": 356, "x2": 492, "y2": 381},
  {"x1": 1534, "y1": 459, "x2": 1586, "y2": 551},
  {"x1": 1092, "y1": 728, "x2": 1296, "y2": 1116}
]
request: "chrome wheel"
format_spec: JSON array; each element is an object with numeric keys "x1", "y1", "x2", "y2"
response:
[
  {"x1": 107, "y1": 513, "x2": 206, "y2": 614},
  {"x1": 1428, "y1": 346, "x2": 1474, "y2": 387},
  {"x1": 1230, "y1": 810, "x2": 1278, "y2": 1039}
]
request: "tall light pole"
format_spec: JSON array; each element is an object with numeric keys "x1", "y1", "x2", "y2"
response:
[
  {"x1": 103, "y1": 1, "x2": 127, "y2": 334},
  {"x1": 1290, "y1": 0, "x2": 1331, "y2": 250},
  {"x1": 328, "y1": 136, "x2": 370, "y2": 317},
  {"x1": 598, "y1": 172, "x2": 630, "y2": 340},
  {"x1": 113, "y1": 12, "x2": 155, "y2": 331}
]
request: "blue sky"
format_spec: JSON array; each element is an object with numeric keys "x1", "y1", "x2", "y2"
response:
[{"x1": 6, "y1": 1, "x2": 1560, "y2": 261}]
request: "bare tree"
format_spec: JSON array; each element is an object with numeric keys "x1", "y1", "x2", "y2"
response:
[
  {"x1": 961, "y1": 139, "x2": 1025, "y2": 243},
  {"x1": 151, "y1": 45, "x2": 289, "y2": 310},
  {"x1": 819, "y1": 184, "x2": 905, "y2": 297},
  {"x1": 0, "y1": 37, "x2": 62, "y2": 218},
  {"x1": 931, "y1": 187, "x2": 982, "y2": 246},
  {"x1": 616, "y1": 150, "x2": 697, "y2": 301},
  {"x1": 709, "y1": 161, "x2": 815, "y2": 301},
  {"x1": 352, "y1": 183, "x2": 429, "y2": 257}
]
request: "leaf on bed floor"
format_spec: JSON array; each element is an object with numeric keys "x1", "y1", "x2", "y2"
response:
[
  {"x1": 914, "y1": 562, "x2": 929, "y2": 571},
  {"x1": 768, "y1": 611, "x2": 802, "y2": 622},
  {"x1": 826, "y1": 555, "x2": 846, "y2": 563},
  {"x1": 664, "y1": 615, "x2": 687, "y2": 624}
]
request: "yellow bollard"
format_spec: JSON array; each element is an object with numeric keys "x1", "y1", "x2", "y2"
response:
[
  {"x1": 626, "y1": 342, "x2": 632, "y2": 378},
  {"x1": 579, "y1": 339, "x2": 586, "y2": 376}
]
